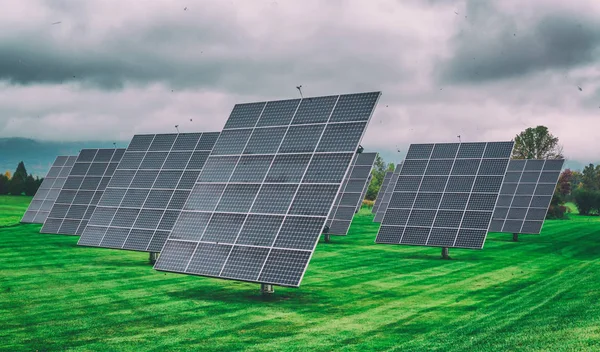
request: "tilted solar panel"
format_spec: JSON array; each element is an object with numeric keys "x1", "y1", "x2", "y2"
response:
[
  {"x1": 376, "y1": 141, "x2": 514, "y2": 249},
  {"x1": 372, "y1": 171, "x2": 392, "y2": 214},
  {"x1": 489, "y1": 159, "x2": 564, "y2": 234},
  {"x1": 373, "y1": 163, "x2": 402, "y2": 223},
  {"x1": 155, "y1": 92, "x2": 381, "y2": 287},
  {"x1": 40, "y1": 149, "x2": 125, "y2": 235},
  {"x1": 21, "y1": 155, "x2": 78, "y2": 224},
  {"x1": 357, "y1": 173, "x2": 373, "y2": 213},
  {"x1": 77, "y1": 132, "x2": 220, "y2": 253},
  {"x1": 325, "y1": 152, "x2": 377, "y2": 236}
]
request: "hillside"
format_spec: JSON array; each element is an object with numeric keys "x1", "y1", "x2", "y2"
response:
[{"x1": 0, "y1": 138, "x2": 126, "y2": 177}]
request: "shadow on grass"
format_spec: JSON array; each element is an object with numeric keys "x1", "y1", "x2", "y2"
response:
[{"x1": 167, "y1": 283, "x2": 322, "y2": 305}]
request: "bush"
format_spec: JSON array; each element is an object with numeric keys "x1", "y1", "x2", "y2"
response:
[
  {"x1": 573, "y1": 189, "x2": 600, "y2": 215},
  {"x1": 546, "y1": 204, "x2": 568, "y2": 219},
  {"x1": 362, "y1": 199, "x2": 374, "y2": 208}
]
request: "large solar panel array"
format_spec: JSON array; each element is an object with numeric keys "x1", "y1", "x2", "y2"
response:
[
  {"x1": 376, "y1": 142, "x2": 514, "y2": 249},
  {"x1": 372, "y1": 171, "x2": 392, "y2": 214},
  {"x1": 489, "y1": 159, "x2": 564, "y2": 234},
  {"x1": 78, "y1": 132, "x2": 220, "y2": 253},
  {"x1": 21, "y1": 156, "x2": 78, "y2": 224},
  {"x1": 155, "y1": 92, "x2": 381, "y2": 287},
  {"x1": 41, "y1": 149, "x2": 125, "y2": 235},
  {"x1": 325, "y1": 152, "x2": 377, "y2": 236},
  {"x1": 373, "y1": 163, "x2": 402, "y2": 223}
]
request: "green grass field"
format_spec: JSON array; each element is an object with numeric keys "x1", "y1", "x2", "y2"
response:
[{"x1": 1, "y1": 196, "x2": 599, "y2": 351}]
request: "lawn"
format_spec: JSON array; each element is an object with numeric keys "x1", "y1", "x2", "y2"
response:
[
  {"x1": 0, "y1": 195, "x2": 31, "y2": 226},
  {"x1": 1, "y1": 196, "x2": 599, "y2": 351}
]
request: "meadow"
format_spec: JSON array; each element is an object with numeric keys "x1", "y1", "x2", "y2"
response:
[{"x1": 1, "y1": 195, "x2": 599, "y2": 351}]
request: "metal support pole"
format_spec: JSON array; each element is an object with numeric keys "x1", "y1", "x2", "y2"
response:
[
  {"x1": 260, "y1": 283, "x2": 274, "y2": 295},
  {"x1": 324, "y1": 234, "x2": 331, "y2": 243},
  {"x1": 441, "y1": 247, "x2": 450, "y2": 260},
  {"x1": 512, "y1": 233, "x2": 519, "y2": 242},
  {"x1": 149, "y1": 252, "x2": 159, "y2": 264}
]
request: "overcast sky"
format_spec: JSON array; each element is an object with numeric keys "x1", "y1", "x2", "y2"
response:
[{"x1": 0, "y1": 0, "x2": 599, "y2": 164}]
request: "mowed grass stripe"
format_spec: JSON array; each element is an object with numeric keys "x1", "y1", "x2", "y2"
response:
[{"x1": 1, "y1": 196, "x2": 599, "y2": 351}]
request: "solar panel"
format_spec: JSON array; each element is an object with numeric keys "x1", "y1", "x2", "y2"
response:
[
  {"x1": 155, "y1": 92, "x2": 381, "y2": 287},
  {"x1": 40, "y1": 149, "x2": 125, "y2": 235},
  {"x1": 376, "y1": 141, "x2": 514, "y2": 249},
  {"x1": 372, "y1": 171, "x2": 393, "y2": 214},
  {"x1": 358, "y1": 173, "x2": 373, "y2": 213},
  {"x1": 373, "y1": 163, "x2": 402, "y2": 223},
  {"x1": 489, "y1": 159, "x2": 564, "y2": 234},
  {"x1": 325, "y1": 152, "x2": 377, "y2": 236},
  {"x1": 21, "y1": 155, "x2": 78, "y2": 224},
  {"x1": 77, "y1": 132, "x2": 220, "y2": 253}
]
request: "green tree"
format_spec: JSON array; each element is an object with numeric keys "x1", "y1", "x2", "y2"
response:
[
  {"x1": 581, "y1": 164, "x2": 599, "y2": 191},
  {"x1": 8, "y1": 161, "x2": 28, "y2": 195},
  {"x1": 366, "y1": 155, "x2": 396, "y2": 200},
  {"x1": 512, "y1": 126, "x2": 563, "y2": 159},
  {"x1": 547, "y1": 169, "x2": 572, "y2": 219},
  {"x1": 24, "y1": 175, "x2": 39, "y2": 196},
  {"x1": 573, "y1": 189, "x2": 599, "y2": 215},
  {"x1": 0, "y1": 173, "x2": 8, "y2": 195}
]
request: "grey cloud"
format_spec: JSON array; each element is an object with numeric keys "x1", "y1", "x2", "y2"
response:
[
  {"x1": 0, "y1": 7, "x2": 408, "y2": 94},
  {"x1": 440, "y1": 7, "x2": 600, "y2": 84}
]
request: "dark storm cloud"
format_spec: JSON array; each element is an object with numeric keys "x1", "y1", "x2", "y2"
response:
[
  {"x1": 0, "y1": 17, "x2": 249, "y2": 90},
  {"x1": 0, "y1": 7, "x2": 407, "y2": 94},
  {"x1": 440, "y1": 7, "x2": 600, "y2": 84}
]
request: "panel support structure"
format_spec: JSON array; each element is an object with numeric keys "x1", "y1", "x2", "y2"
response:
[
  {"x1": 149, "y1": 252, "x2": 159, "y2": 264},
  {"x1": 324, "y1": 234, "x2": 331, "y2": 243},
  {"x1": 261, "y1": 284, "x2": 274, "y2": 295},
  {"x1": 512, "y1": 233, "x2": 519, "y2": 242},
  {"x1": 441, "y1": 247, "x2": 450, "y2": 260}
]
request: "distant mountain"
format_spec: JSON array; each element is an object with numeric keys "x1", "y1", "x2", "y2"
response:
[{"x1": 0, "y1": 138, "x2": 126, "y2": 177}]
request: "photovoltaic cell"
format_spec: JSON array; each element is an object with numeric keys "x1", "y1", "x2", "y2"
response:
[
  {"x1": 489, "y1": 159, "x2": 564, "y2": 234},
  {"x1": 155, "y1": 92, "x2": 381, "y2": 287},
  {"x1": 372, "y1": 171, "x2": 392, "y2": 214},
  {"x1": 325, "y1": 152, "x2": 377, "y2": 236},
  {"x1": 40, "y1": 149, "x2": 124, "y2": 235},
  {"x1": 373, "y1": 163, "x2": 402, "y2": 223},
  {"x1": 21, "y1": 155, "x2": 78, "y2": 224},
  {"x1": 78, "y1": 132, "x2": 219, "y2": 251},
  {"x1": 376, "y1": 141, "x2": 514, "y2": 249}
]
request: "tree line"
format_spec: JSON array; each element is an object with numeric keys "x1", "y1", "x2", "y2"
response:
[
  {"x1": 567, "y1": 164, "x2": 600, "y2": 215},
  {"x1": 0, "y1": 162, "x2": 43, "y2": 196}
]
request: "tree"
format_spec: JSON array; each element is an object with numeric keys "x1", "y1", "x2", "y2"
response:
[
  {"x1": 573, "y1": 189, "x2": 599, "y2": 215},
  {"x1": 366, "y1": 155, "x2": 396, "y2": 201},
  {"x1": 570, "y1": 170, "x2": 583, "y2": 193},
  {"x1": 512, "y1": 126, "x2": 563, "y2": 159},
  {"x1": 4, "y1": 171, "x2": 10, "y2": 179},
  {"x1": 24, "y1": 175, "x2": 38, "y2": 196},
  {"x1": 7, "y1": 161, "x2": 28, "y2": 196},
  {"x1": 0, "y1": 173, "x2": 8, "y2": 195},
  {"x1": 547, "y1": 169, "x2": 572, "y2": 219},
  {"x1": 582, "y1": 163, "x2": 599, "y2": 191},
  {"x1": 556, "y1": 169, "x2": 572, "y2": 197}
]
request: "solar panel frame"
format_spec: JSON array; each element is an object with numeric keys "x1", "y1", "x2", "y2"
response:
[
  {"x1": 21, "y1": 155, "x2": 78, "y2": 224},
  {"x1": 40, "y1": 149, "x2": 124, "y2": 235},
  {"x1": 489, "y1": 159, "x2": 564, "y2": 234},
  {"x1": 78, "y1": 132, "x2": 220, "y2": 252},
  {"x1": 376, "y1": 142, "x2": 514, "y2": 249},
  {"x1": 155, "y1": 92, "x2": 381, "y2": 287},
  {"x1": 358, "y1": 173, "x2": 373, "y2": 213},
  {"x1": 372, "y1": 171, "x2": 392, "y2": 214},
  {"x1": 325, "y1": 152, "x2": 377, "y2": 236},
  {"x1": 373, "y1": 164, "x2": 402, "y2": 223}
]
